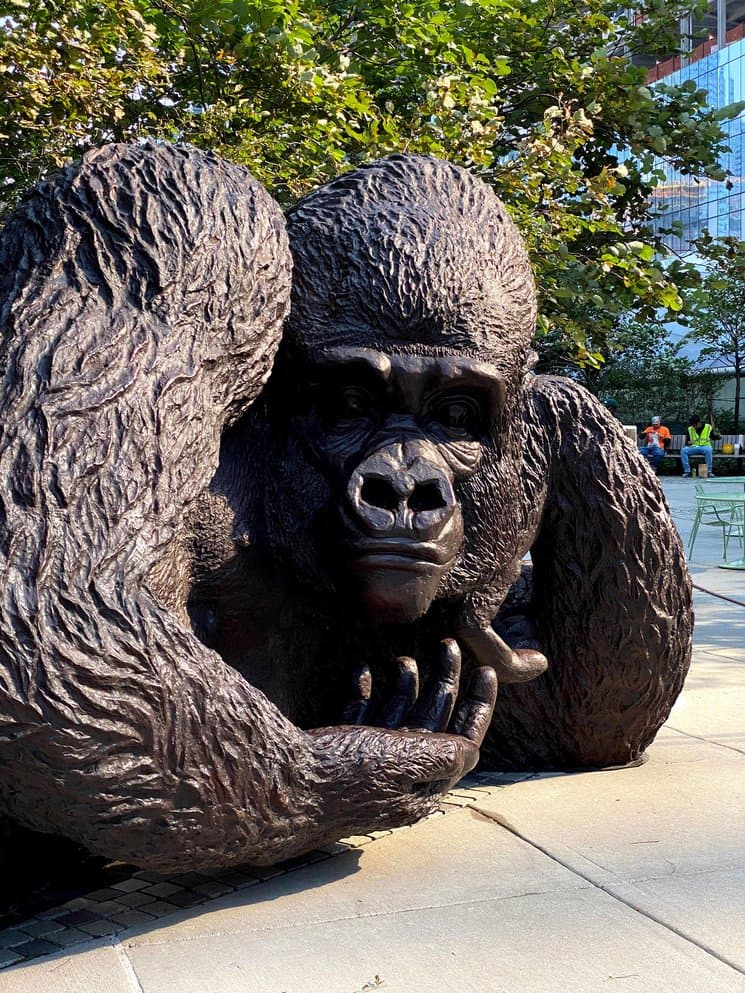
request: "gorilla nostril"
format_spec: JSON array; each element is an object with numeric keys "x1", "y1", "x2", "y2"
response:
[
  {"x1": 409, "y1": 482, "x2": 446, "y2": 513},
  {"x1": 361, "y1": 477, "x2": 399, "y2": 512}
]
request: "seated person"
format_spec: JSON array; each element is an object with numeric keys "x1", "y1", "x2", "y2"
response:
[
  {"x1": 681, "y1": 415, "x2": 719, "y2": 477},
  {"x1": 639, "y1": 416, "x2": 671, "y2": 471}
]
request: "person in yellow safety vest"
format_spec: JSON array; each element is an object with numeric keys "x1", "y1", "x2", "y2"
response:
[{"x1": 681, "y1": 415, "x2": 719, "y2": 477}]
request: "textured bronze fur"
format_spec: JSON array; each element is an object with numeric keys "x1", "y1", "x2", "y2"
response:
[{"x1": 0, "y1": 145, "x2": 483, "y2": 870}]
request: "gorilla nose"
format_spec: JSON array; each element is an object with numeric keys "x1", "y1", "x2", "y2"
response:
[
  {"x1": 348, "y1": 443, "x2": 456, "y2": 539},
  {"x1": 360, "y1": 477, "x2": 446, "y2": 514}
]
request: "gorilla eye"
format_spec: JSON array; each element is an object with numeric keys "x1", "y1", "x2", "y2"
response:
[
  {"x1": 325, "y1": 385, "x2": 374, "y2": 422},
  {"x1": 430, "y1": 394, "x2": 484, "y2": 437}
]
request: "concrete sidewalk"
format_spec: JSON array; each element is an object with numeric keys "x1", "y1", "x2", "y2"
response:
[{"x1": 2, "y1": 476, "x2": 743, "y2": 993}]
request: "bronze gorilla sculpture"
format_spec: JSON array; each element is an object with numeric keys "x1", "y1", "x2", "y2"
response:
[
  {"x1": 0, "y1": 143, "x2": 692, "y2": 872},
  {"x1": 197, "y1": 154, "x2": 692, "y2": 769}
]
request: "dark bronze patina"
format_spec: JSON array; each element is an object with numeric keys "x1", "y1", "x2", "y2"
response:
[{"x1": 0, "y1": 145, "x2": 693, "y2": 872}]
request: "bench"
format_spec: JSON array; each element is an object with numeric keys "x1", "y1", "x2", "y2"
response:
[{"x1": 648, "y1": 434, "x2": 745, "y2": 473}]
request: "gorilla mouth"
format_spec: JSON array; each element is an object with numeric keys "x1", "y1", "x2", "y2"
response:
[
  {"x1": 343, "y1": 540, "x2": 455, "y2": 624},
  {"x1": 348, "y1": 539, "x2": 457, "y2": 570}
]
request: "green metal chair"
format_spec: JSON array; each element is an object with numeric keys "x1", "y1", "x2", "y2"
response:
[{"x1": 689, "y1": 482, "x2": 745, "y2": 561}]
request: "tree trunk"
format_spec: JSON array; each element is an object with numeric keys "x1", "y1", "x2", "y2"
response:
[{"x1": 734, "y1": 349, "x2": 742, "y2": 432}]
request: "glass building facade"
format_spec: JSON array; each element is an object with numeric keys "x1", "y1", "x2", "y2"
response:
[{"x1": 645, "y1": 1, "x2": 745, "y2": 251}]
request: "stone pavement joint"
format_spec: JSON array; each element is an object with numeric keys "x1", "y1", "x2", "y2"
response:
[
  {"x1": 113, "y1": 940, "x2": 145, "y2": 993},
  {"x1": 120, "y1": 883, "x2": 570, "y2": 951},
  {"x1": 665, "y1": 722, "x2": 745, "y2": 757},
  {"x1": 470, "y1": 800, "x2": 745, "y2": 980}
]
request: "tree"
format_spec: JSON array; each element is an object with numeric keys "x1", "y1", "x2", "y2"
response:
[
  {"x1": 0, "y1": 1, "x2": 166, "y2": 193},
  {"x1": 540, "y1": 318, "x2": 718, "y2": 426},
  {"x1": 685, "y1": 236, "x2": 745, "y2": 431},
  {"x1": 1, "y1": 0, "x2": 741, "y2": 362}
]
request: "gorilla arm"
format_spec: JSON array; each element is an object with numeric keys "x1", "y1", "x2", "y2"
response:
[
  {"x1": 0, "y1": 587, "x2": 482, "y2": 870},
  {"x1": 483, "y1": 376, "x2": 693, "y2": 770}
]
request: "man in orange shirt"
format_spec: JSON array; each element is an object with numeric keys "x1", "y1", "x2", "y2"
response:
[{"x1": 639, "y1": 416, "x2": 671, "y2": 472}]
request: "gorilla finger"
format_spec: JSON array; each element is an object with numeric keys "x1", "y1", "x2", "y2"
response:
[
  {"x1": 377, "y1": 656, "x2": 419, "y2": 729},
  {"x1": 409, "y1": 638, "x2": 461, "y2": 731},
  {"x1": 411, "y1": 736, "x2": 480, "y2": 795},
  {"x1": 512, "y1": 647, "x2": 549, "y2": 679},
  {"x1": 450, "y1": 666, "x2": 498, "y2": 746},
  {"x1": 459, "y1": 624, "x2": 547, "y2": 683},
  {"x1": 340, "y1": 664, "x2": 373, "y2": 725}
]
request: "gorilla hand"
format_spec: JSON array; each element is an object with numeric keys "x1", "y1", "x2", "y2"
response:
[
  {"x1": 308, "y1": 640, "x2": 496, "y2": 836},
  {"x1": 341, "y1": 638, "x2": 497, "y2": 740}
]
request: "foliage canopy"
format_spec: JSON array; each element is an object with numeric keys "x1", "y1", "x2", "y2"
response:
[
  {"x1": 1, "y1": 0, "x2": 739, "y2": 359},
  {"x1": 684, "y1": 236, "x2": 745, "y2": 430},
  {"x1": 544, "y1": 318, "x2": 720, "y2": 427}
]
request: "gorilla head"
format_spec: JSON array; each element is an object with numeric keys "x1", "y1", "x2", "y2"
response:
[{"x1": 273, "y1": 155, "x2": 540, "y2": 635}]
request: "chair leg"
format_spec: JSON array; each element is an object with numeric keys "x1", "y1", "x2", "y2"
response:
[
  {"x1": 724, "y1": 510, "x2": 745, "y2": 560},
  {"x1": 734, "y1": 513, "x2": 745, "y2": 552},
  {"x1": 723, "y1": 514, "x2": 743, "y2": 560},
  {"x1": 688, "y1": 509, "x2": 703, "y2": 556}
]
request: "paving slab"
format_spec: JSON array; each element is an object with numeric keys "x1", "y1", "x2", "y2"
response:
[
  {"x1": 467, "y1": 735, "x2": 745, "y2": 970},
  {"x1": 119, "y1": 809, "x2": 744, "y2": 993},
  {"x1": 116, "y1": 808, "x2": 588, "y2": 946},
  {"x1": 608, "y1": 863, "x2": 745, "y2": 973},
  {"x1": 0, "y1": 943, "x2": 138, "y2": 993},
  {"x1": 470, "y1": 732, "x2": 745, "y2": 873},
  {"x1": 667, "y1": 650, "x2": 745, "y2": 748},
  {"x1": 122, "y1": 886, "x2": 745, "y2": 993}
]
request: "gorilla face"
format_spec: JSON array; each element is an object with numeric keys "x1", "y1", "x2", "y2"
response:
[
  {"x1": 275, "y1": 154, "x2": 539, "y2": 639},
  {"x1": 285, "y1": 346, "x2": 506, "y2": 624}
]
